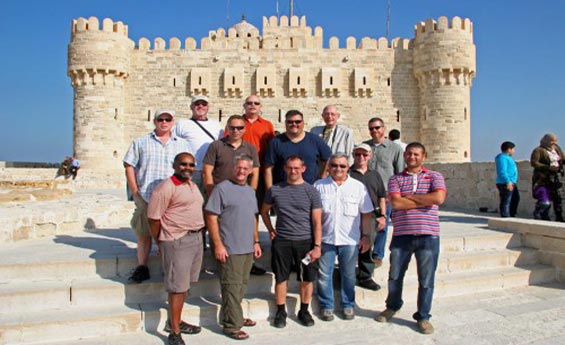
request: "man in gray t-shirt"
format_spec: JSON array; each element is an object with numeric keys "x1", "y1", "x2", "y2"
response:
[
  {"x1": 205, "y1": 155, "x2": 262, "y2": 340},
  {"x1": 260, "y1": 155, "x2": 322, "y2": 329}
]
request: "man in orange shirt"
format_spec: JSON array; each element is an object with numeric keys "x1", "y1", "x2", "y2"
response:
[{"x1": 241, "y1": 94, "x2": 275, "y2": 275}]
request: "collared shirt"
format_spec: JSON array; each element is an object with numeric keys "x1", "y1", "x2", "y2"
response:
[
  {"x1": 387, "y1": 167, "x2": 446, "y2": 237},
  {"x1": 202, "y1": 137, "x2": 260, "y2": 185},
  {"x1": 349, "y1": 167, "x2": 386, "y2": 209},
  {"x1": 363, "y1": 138, "x2": 405, "y2": 188},
  {"x1": 174, "y1": 118, "x2": 224, "y2": 171},
  {"x1": 241, "y1": 115, "x2": 275, "y2": 165},
  {"x1": 310, "y1": 125, "x2": 355, "y2": 165},
  {"x1": 147, "y1": 176, "x2": 204, "y2": 242},
  {"x1": 123, "y1": 132, "x2": 191, "y2": 202},
  {"x1": 314, "y1": 176, "x2": 374, "y2": 246}
]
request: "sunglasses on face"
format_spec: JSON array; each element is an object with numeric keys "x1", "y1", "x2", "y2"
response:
[
  {"x1": 193, "y1": 101, "x2": 208, "y2": 107},
  {"x1": 369, "y1": 126, "x2": 383, "y2": 131},
  {"x1": 156, "y1": 118, "x2": 173, "y2": 122},
  {"x1": 354, "y1": 153, "x2": 369, "y2": 157},
  {"x1": 330, "y1": 163, "x2": 348, "y2": 169},
  {"x1": 286, "y1": 120, "x2": 303, "y2": 125},
  {"x1": 179, "y1": 162, "x2": 196, "y2": 167},
  {"x1": 228, "y1": 125, "x2": 245, "y2": 131},
  {"x1": 245, "y1": 101, "x2": 261, "y2": 106}
]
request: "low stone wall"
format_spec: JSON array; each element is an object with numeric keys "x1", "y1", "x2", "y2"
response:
[
  {"x1": 489, "y1": 218, "x2": 565, "y2": 283},
  {"x1": 427, "y1": 161, "x2": 541, "y2": 218}
]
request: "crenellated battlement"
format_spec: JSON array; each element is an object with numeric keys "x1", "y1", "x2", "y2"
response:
[
  {"x1": 71, "y1": 17, "x2": 129, "y2": 38},
  {"x1": 68, "y1": 14, "x2": 476, "y2": 169},
  {"x1": 414, "y1": 16, "x2": 473, "y2": 39}
]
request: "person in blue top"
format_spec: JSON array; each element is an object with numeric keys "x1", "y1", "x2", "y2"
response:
[{"x1": 495, "y1": 141, "x2": 519, "y2": 217}]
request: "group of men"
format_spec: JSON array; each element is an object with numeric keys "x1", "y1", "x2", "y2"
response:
[{"x1": 123, "y1": 94, "x2": 446, "y2": 344}]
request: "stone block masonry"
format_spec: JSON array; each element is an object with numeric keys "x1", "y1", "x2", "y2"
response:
[{"x1": 68, "y1": 14, "x2": 476, "y2": 173}]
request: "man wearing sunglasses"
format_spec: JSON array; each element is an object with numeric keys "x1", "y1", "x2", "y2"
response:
[
  {"x1": 264, "y1": 110, "x2": 332, "y2": 190},
  {"x1": 349, "y1": 143, "x2": 387, "y2": 291},
  {"x1": 363, "y1": 117, "x2": 404, "y2": 267},
  {"x1": 314, "y1": 154, "x2": 374, "y2": 321},
  {"x1": 147, "y1": 152, "x2": 205, "y2": 345},
  {"x1": 203, "y1": 115, "x2": 260, "y2": 197},
  {"x1": 174, "y1": 95, "x2": 224, "y2": 197},
  {"x1": 123, "y1": 110, "x2": 191, "y2": 285}
]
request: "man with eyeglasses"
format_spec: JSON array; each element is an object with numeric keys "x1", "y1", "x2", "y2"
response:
[
  {"x1": 264, "y1": 110, "x2": 332, "y2": 190},
  {"x1": 174, "y1": 95, "x2": 224, "y2": 197},
  {"x1": 205, "y1": 155, "x2": 262, "y2": 340},
  {"x1": 310, "y1": 105, "x2": 355, "y2": 165},
  {"x1": 240, "y1": 95, "x2": 276, "y2": 276},
  {"x1": 363, "y1": 117, "x2": 404, "y2": 267},
  {"x1": 147, "y1": 152, "x2": 205, "y2": 345},
  {"x1": 123, "y1": 109, "x2": 191, "y2": 284},
  {"x1": 203, "y1": 115, "x2": 260, "y2": 197},
  {"x1": 349, "y1": 143, "x2": 387, "y2": 291},
  {"x1": 314, "y1": 153, "x2": 374, "y2": 321}
]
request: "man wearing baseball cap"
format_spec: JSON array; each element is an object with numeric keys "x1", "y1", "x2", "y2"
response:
[
  {"x1": 124, "y1": 109, "x2": 191, "y2": 284},
  {"x1": 174, "y1": 95, "x2": 224, "y2": 197}
]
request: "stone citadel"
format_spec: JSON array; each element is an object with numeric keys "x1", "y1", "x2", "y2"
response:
[{"x1": 68, "y1": 15, "x2": 476, "y2": 173}]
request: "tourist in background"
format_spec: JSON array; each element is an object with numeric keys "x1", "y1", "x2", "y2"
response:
[
  {"x1": 495, "y1": 141, "x2": 519, "y2": 217},
  {"x1": 531, "y1": 133, "x2": 565, "y2": 221},
  {"x1": 388, "y1": 129, "x2": 407, "y2": 151}
]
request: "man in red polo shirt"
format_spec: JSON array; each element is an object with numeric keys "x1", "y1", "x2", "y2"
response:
[
  {"x1": 241, "y1": 94, "x2": 275, "y2": 275},
  {"x1": 374, "y1": 142, "x2": 446, "y2": 335}
]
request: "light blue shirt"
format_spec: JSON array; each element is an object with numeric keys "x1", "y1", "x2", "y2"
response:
[
  {"x1": 123, "y1": 131, "x2": 190, "y2": 202},
  {"x1": 495, "y1": 152, "x2": 518, "y2": 184}
]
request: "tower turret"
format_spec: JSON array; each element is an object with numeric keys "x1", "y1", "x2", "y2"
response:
[
  {"x1": 412, "y1": 16, "x2": 476, "y2": 162},
  {"x1": 67, "y1": 17, "x2": 134, "y2": 172}
]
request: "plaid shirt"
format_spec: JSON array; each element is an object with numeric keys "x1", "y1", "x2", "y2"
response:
[{"x1": 123, "y1": 131, "x2": 191, "y2": 202}]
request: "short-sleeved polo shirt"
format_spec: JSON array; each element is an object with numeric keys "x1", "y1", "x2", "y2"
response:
[
  {"x1": 387, "y1": 167, "x2": 446, "y2": 236},
  {"x1": 202, "y1": 138, "x2": 260, "y2": 185}
]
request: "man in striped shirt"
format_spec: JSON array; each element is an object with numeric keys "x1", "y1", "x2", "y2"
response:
[{"x1": 374, "y1": 142, "x2": 446, "y2": 335}]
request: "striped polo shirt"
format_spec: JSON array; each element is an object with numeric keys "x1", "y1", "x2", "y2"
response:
[{"x1": 387, "y1": 167, "x2": 446, "y2": 236}]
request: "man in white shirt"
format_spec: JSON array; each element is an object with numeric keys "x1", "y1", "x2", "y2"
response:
[
  {"x1": 313, "y1": 153, "x2": 373, "y2": 321},
  {"x1": 174, "y1": 95, "x2": 224, "y2": 196}
]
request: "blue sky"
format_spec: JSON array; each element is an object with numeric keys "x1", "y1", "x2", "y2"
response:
[{"x1": 1, "y1": 0, "x2": 564, "y2": 163}]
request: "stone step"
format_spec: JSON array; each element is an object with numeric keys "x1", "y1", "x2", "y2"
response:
[
  {"x1": 0, "y1": 247, "x2": 540, "y2": 314},
  {"x1": 0, "y1": 228, "x2": 522, "y2": 282},
  {"x1": 0, "y1": 263, "x2": 556, "y2": 345}
]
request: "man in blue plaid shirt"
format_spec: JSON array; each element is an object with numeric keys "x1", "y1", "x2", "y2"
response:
[{"x1": 123, "y1": 109, "x2": 191, "y2": 284}]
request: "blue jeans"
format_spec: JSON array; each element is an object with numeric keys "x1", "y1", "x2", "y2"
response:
[
  {"x1": 497, "y1": 183, "x2": 520, "y2": 217},
  {"x1": 372, "y1": 202, "x2": 392, "y2": 260},
  {"x1": 317, "y1": 244, "x2": 358, "y2": 310},
  {"x1": 385, "y1": 235, "x2": 439, "y2": 321}
]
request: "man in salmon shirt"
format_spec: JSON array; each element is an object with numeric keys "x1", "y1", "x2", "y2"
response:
[{"x1": 147, "y1": 152, "x2": 204, "y2": 345}]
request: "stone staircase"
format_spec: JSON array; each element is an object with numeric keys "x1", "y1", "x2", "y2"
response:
[{"x1": 0, "y1": 211, "x2": 558, "y2": 344}]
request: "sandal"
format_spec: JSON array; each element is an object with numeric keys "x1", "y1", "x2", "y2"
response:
[
  {"x1": 243, "y1": 318, "x2": 256, "y2": 327},
  {"x1": 224, "y1": 330, "x2": 249, "y2": 340},
  {"x1": 164, "y1": 320, "x2": 202, "y2": 334}
]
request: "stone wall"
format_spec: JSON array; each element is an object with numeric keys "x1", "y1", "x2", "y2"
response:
[{"x1": 427, "y1": 161, "x2": 538, "y2": 217}]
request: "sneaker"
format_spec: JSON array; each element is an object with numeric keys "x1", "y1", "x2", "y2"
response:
[
  {"x1": 357, "y1": 279, "x2": 381, "y2": 291},
  {"x1": 375, "y1": 308, "x2": 396, "y2": 323},
  {"x1": 168, "y1": 332, "x2": 185, "y2": 345},
  {"x1": 320, "y1": 309, "x2": 334, "y2": 322},
  {"x1": 250, "y1": 264, "x2": 266, "y2": 276},
  {"x1": 273, "y1": 309, "x2": 287, "y2": 328},
  {"x1": 297, "y1": 309, "x2": 315, "y2": 327},
  {"x1": 417, "y1": 320, "x2": 434, "y2": 334},
  {"x1": 164, "y1": 320, "x2": 201, "y2": 334},
  {"x1": 128, "y1": 265, "x2": 150, "y2": 284},
  {"x1": 343, "y1": 307, "x2": 355, "y2": 320}
]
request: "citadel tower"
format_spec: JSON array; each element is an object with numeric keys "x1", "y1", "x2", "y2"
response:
[{"x1": 68, "y1": 15, "x2": 476, "y2": 173}]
